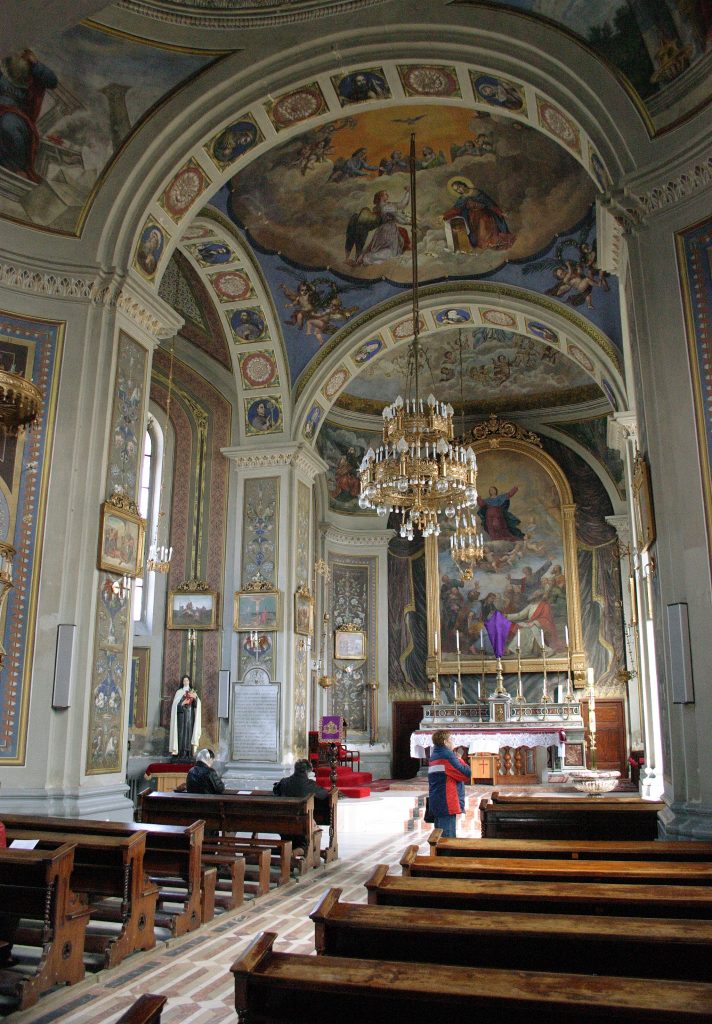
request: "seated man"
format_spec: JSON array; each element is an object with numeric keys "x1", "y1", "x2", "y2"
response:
[
  {"x1": 273, "y1": 759, "x2": 329, "y2": 859},
  {"x1": 186, "y1": 748, "x2": 225, "y2": 794}
]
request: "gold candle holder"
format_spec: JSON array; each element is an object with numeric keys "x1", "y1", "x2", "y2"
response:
[{"x1": 514, "y1": 647, "x2": 525, "y2": 703}]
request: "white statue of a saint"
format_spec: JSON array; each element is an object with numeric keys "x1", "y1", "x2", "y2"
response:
[{"x1": 168, "y1": 675, "x2": 201, "y2": 759}]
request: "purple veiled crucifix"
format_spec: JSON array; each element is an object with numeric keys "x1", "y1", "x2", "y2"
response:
[{"x1": 485, "y1": 609, "x2": 513, "y2": 658}]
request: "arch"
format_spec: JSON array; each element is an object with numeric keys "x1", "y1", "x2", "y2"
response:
[{"x1": 294, "y1": 285, "x2": 627, "y2": 442}]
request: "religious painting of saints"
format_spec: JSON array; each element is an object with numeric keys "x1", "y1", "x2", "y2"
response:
[
  {"x1": 204, "y1": 115, "x2": 263, "y2": 171},
  {"x1": 234, "y1": 590, "x2": 281, "y2": 631},
  {"x1": 244, "y1": 396, "x2": 282, "y2": 436},
  {"x1": 470, "y1": 71, "x2": 527, "y2": 114},
  {"x1": 98, "y1": 500, "x2": 145, "y2": 578},
  {"x1": 331, "y1": 68, "x2": 391, "y2": 107},
  {"x1": 133, "y1": 217, "x2": 168, "y2": 281},
  {"x1": 316, "y1": 420, "x2": 381, "y2": 515},
  {"x1": 129, "y1": 647, "x2": 149, "y2": 729},
  {"x1": 294, "y1": 586, "x2": 314, "y2": 636},
  {"x1": 632, "y1": 451, "x2": 656, "y2": 553},
  {"x1": 435, "y1": 446, "x2": 569, "y2": 663},
  {"x1": 334, "y1": 629, "x2": 366, "y2": 660}
]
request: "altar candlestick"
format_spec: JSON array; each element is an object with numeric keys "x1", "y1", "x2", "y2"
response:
[
  {"x1": 516, "y1": 629, "x2": 521, "y2": 650},
  {"x1": 480, "y1": 628, "x2": 485, "y2": 650},
  {"x1": 564, "y1": 625, "x2": 569, "y2": 647},
  {"x1": 456, "y1": 630, "x2": 460, "y2": 652},
  {"x1": 434, "y1": 631, "x2": 438, "y2": 655},
  {"x1": 540, "y1": 628, "x2": 545, "y2": 648}
]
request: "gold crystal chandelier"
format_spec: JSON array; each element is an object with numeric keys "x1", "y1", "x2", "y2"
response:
[
  {"x1": 0, "y1": 366, "x2": 42, "y2": 434},
  {"x1": 449, "y1": 330, "x2": 484, "y2": 579},
  {"x1": 358, "y1": 135, "x2": 478, "y2": 540}
]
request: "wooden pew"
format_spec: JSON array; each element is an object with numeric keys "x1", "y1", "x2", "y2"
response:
[
  {"x1": 400, "y1": 845, "x2": 712, "y2": 886},
  {"x1": 231, "y1": 929, "x2": 712, "y2": 1022},
  {"x1": 0, "y1": 815, "x2": 207, "y2": 935},
  {"x1": 481, "y1": 793, "x2": 665, "y2": 840},
  {"x1": 428, "y1": 830, "x2": 712, "y2": 861},
  {"x1": 0, "y1": 843, "x2": 91, "y2": 1010},
  {"x1": 365, "y1": 864, "x2": 712, "y2": 918},
  {"x1": 202, "y1": 838, "x2": 284, "y2": 895},
  {"x1": 4, "y1": 829, "x2": 158, "y2": 969},
  {"x1": 310, "y1": 886, "x2": 712, "y2": 982},
  {"x1": 116, "y1": 993, "x2": 167, "y2": 1024},
  {"x1": 140, "y1": 789, "x2": 338, "y2": 870}
]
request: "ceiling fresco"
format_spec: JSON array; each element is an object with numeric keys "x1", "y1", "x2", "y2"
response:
[
  {"x1": 212, "y1": 103, "x2": 621, "y2": 387},
  {"x1": 461, "y1": 0, "x2": 712, "y2": 106},
  {"x1": 223, "y1": 104, "x2": 595, "y2": 282},
  {"x1": 0, "y1": 25, "x2": 221, "y2": 232},
  {"x1": 336, "y1": 326, "x2": 600, "y2": 416}
]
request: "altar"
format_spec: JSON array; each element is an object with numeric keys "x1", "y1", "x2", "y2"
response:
[{"x1": 410, "y1": 698, "x2": 586, "y2": 783}]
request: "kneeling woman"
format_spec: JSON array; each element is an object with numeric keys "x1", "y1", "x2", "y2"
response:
[{"x1": 427, "y1": 729, "x2": 471, "y2": 838}]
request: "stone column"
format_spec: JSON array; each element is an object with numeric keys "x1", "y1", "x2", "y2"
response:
[
  {"x1": 318, "y1": 523, "x2": 393, "y2": 780},
  {"x1": 608, "y1": 412, "x2": 663, "y2": 800},
  {"x1": 221, "y1": 443, "x2": 326, "y2": 788}
]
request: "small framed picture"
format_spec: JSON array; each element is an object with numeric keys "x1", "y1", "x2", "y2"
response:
[
  {"x1": 294, "y1": 586, "x2": 314, "y2": 636},
  {"x1": 234, "y1": 589, "x2": 281, "y2": 631},
  {"x1": 98, "y1": 498, "x2": 145, "y2": 578},
  {"x1": 632, "y1": 451, "x2": 656, "y2": 553},
  {"x1": 334, "y1": 628, "x2": 366, "y2": 660},
  {"x1": 167, "y1": 589, "x2": 219, "y2": 629}
]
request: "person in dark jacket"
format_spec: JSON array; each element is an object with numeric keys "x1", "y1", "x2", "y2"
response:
[
  {"x1": 186, "y1": 748, "x2": 225, "y2": 794},
  {"x1": 427, "y1": 729, "x2": 471, "y2": 837},
  {"x1": 273, "y1": 759, "x2": 329, "y2": 857}
]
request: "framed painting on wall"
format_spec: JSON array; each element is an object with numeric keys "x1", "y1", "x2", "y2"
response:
[
  {"x1": 167, "y1": 589, "x2": 219, "y2": 629},
  {"x1": 98, "y1": 494, "x2": 145, "y2": 578},
  {"x1": 632, "y1": 451, "x2": 656, "y2": 553},
  {"x1": 334, "y1": 628, "x2": 366, "y2": 660},
  {"x1": 234, "y1": 589, "x2": 281, "y2": 631},
  {"x1": 294, "y1": 585, "x2": 314, "y2": 636}
]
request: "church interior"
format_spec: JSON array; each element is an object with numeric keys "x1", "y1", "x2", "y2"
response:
[{"x1": 1, "y1": 0, "x2": 712, "y2": 1019}]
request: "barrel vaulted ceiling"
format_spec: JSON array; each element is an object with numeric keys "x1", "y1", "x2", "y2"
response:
[{"x1": 2, "y1": 0, "x2": 710, "y2": 460}]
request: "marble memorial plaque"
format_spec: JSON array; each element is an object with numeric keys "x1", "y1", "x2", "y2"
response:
[{"x1": 232, "y1": 682, "x2": 280, "y2": 761}]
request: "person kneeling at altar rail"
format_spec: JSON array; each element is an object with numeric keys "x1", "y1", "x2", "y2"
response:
[
  {"x1": 186, "y1": 748, "x2": 225, "y2": 794},
  {"x1": 427, "y1": 729, "x2": 471, "y2": 838}
]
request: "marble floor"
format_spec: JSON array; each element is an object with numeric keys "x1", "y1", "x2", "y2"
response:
[{"x1": 10, "y1": 785, "x2": 484, "y2": 1024}]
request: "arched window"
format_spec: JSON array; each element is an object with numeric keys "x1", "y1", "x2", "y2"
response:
[{"x1": 133, "y1": 416, "x2": 164, "y2": 626}]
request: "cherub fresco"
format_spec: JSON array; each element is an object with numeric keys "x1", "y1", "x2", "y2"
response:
[
  {"x1": 524, "y1": 226, "x2": 610, "y2": 309},
  {"x1": 280, "y1": 274, "x2": 361, "y2": 344}
]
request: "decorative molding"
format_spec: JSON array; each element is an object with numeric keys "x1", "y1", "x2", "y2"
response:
[
  {"x1": 320, "y1": 522, "x2": 393, "y2": 548},
  {"x1": 605, "y1": 515, "x2": 631, "y2": 544},
  {"x1": 596, "y1": 201, "x2": 625, "y2": 275},
  {"x1": 607, "y1": 412, "x2": 637, "y2": 457},
  {"x1": 469, "y1": 414, "x2": 542, "y2": 447},
  {"x1": 222, "y1": 442, "x2": 327, "y2": 481},
  {"x1": 116, "y1": 0, "x2": 386, "y2": 29},
  {"x1": 635, "y1": 157, "x2": 712, "y2": 218},
  {"x1": 604, "y1": 156, "x2": 712, "y2": 231},
  {"x1": 0, "y1": 258, "x2": 99, "y2": 300},
  {"x1": 0, "y1": 258, "x2": 182, "y2": 340}
]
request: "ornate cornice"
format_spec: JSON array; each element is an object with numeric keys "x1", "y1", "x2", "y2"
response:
[
  {"x1": 605, "y1": 155, "x2": 712, "y2": 230},
  {"x1": 0, "y1": 257, "x2": 100, "y2": 301},
  {"x1": 223, "y1": 442, "x2": 327, "y2": 481},
  {"x1": 607, "y1": 412, "x2": 637, "y2": 458},
  {"x1": 116, "y1": 0, "x2": 386, "y2": 28},
  {"x1": 320, "y1": 522, "x2": 393, "y2": 548},
  {"x1": 0, "y1": 257, "x2": 182, "y2": 340},
  {"x1": 469, "y1": 415, "x2": 542, "y2": 447},
  {"x1": 636, "y1": 156, "x2": 712, "y2": 218}
]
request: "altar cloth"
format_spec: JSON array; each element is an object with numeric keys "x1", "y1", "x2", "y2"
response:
[{"x1": 410, "y1": 728, "x2": 564, "y2": 760}]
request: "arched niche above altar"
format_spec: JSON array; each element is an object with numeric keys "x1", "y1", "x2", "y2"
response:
[{"x1": 426, "y1": 419, "x2": 585, "y2": 685}]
